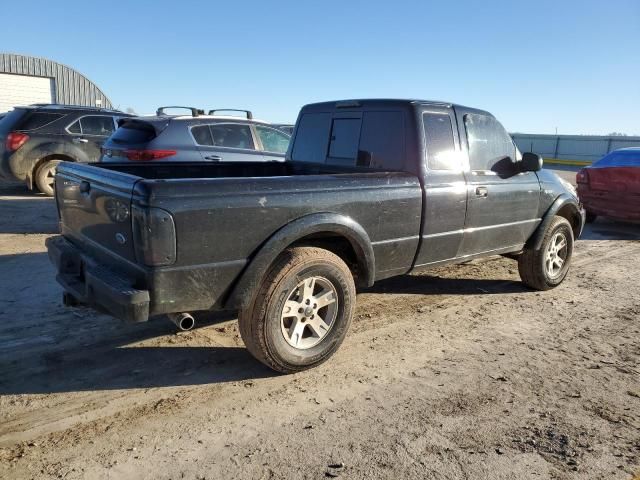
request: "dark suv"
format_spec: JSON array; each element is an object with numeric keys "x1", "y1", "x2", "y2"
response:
[
  {"x1": 0, "y1": 104, "x2": 132, "y2": 195},
  {"x1": 100, "y1": 107, "x2": 291, "y2": 164}
]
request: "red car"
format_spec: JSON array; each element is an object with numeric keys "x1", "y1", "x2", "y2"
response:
[{"x1": 577, "y1": 148, "x2": 640, "y2": 223}]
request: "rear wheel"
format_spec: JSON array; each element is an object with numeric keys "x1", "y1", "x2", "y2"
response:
[
  {"x1": 518, "y1": 216, "x2": 574, "y2": 290},
  {"x1": 238, "y1": 246, "x2": 356, "y2": 373},
  {"x1": 34, "y1": 159, "x2": 62, "y2": 196},
  {"x1": 585, "y1": 211, "x2": 597, "y2": 223}
]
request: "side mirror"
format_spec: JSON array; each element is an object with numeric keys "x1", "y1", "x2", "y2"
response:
[{"x1": 521, "y1": 152, "x2": 543, "y2": 172}]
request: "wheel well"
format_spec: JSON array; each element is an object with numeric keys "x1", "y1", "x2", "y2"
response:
[
  {"x1": 556, "y1": 203, "x2": 581, "y2": 238},
  {"x1": 289, "y1": 233, "x2": 363, "y2": 285},
  {"x1": 29, "y1": 155, "x2": 75, "y2": 189},
  {"x1": 33, "y1": 154, "x2": 75, "y2": 176}
]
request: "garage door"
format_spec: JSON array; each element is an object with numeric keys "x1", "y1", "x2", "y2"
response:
[{"x1": 0, "y1": 73, "x2": 55, "y2": 113}]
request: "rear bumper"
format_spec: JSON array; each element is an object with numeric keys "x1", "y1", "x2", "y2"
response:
[{"x1": 46, "y1": 235, "x2": 150, "y2": 322}]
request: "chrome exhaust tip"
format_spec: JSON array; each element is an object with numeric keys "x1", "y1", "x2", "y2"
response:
[{"x1": 167, "y1": 312, "x2": 195, "y2": 331}]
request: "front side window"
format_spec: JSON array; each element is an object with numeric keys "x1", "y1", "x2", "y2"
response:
[
  {"x1": 209, "y1": 124, "x2": 255, "y2": 149},
  {"x1": 255, "y1": 125, "x2": 290, "y2": 153},
  {"x1": 78, "y1": 116, "x2": 115, "y2": 136},
  {"x1": 423, "y1": 113, "x2": 458, "y2": 170},
  {"x1": 464, "y1": 113, "x2": 516, "y2": 171},
  {"x1": 191, "y1": 125, "x2": 214, "y2": 146}
]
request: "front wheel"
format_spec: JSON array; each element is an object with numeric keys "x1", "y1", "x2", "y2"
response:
[
  {"x1": 238, "y1": 246, "x2": 356, "y2": 373},
  {"x1": 34, "y1": 159, "x2": 62, "y2": 196},
  {"x1": 518, "y1": 216, "x2": 574, "y2": 290}
]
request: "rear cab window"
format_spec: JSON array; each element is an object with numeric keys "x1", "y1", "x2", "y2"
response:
[
  {"x1": 593, "y1": 151, "x2": 640, "y2": 168},
  {"x1": 291, "y1": 111, "x2": 405, "y2": 170}
]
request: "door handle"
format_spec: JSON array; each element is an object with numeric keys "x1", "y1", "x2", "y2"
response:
[
  {"x1": 72, "y1": 138, "x2": 88, "y2": 144},
  {"x1": 204, "y1": 155, "x2": 221, "y2": 161},
  {"x1": 475, "y1": 186, "x2": 488, "y2": 197}
]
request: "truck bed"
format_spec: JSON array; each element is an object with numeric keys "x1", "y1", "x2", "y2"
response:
[
  {"x1": 95, "y1": 161, "x2": 382, "y2": 180},
  {"x1": 54, "y1": 161, "x2": 423, "y2": 317}
]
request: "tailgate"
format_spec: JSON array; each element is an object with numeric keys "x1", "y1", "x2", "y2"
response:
[{"x1": 55, "y1": 162, "x2": 141, "y2": 263}]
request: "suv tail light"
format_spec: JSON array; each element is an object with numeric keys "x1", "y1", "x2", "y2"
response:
[
  {"x1": 5, "y1": 132, "x2": 30, "y2": 152},
  {"x1": 125, "y1": 149, "x2": 176, "y2": 161},
  {"x1": 576, "y1": 168, "x2": 589, "y2": 184}
]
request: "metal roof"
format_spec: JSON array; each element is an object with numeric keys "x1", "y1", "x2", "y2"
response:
[{"x1": 0, "y1": 53, "x2": 113, "y2": 108}]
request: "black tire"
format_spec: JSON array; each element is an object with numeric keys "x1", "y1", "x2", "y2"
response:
[
  {"x1": 518, "y1": 216, "x2": 574, "y2": 291},
  {"x1": 34, "y1": 159, "x2": 61, "y2": 196},
  {"x1": 585, "y1": 211, "x2": 597, "y2": 223},
  {"x1": 238, "y1": 246, "x2": 356, "y2": 373}
]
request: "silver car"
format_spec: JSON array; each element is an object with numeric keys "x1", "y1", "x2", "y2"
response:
[{"x1": 100, "y1": 107, "x2": 291, "y2": 163}]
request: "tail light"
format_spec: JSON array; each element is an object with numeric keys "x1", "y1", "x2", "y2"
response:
[
  {"x1": 576, "y1": 169, "x2": 589, "y2": 184},
  {"x1": 5, "y1": 132, "x2": 30, "y2": 152},
  {"x1": 125, "y1": 149, "x2": 176, "y2": 161},
  {"x1": 132, "y1": 206, "x2": 176, "y2": 266}
]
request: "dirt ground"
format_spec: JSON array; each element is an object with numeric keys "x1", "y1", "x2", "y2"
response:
[{"x1": 0, "y1": 171, "x2": 638, "y2": 480}]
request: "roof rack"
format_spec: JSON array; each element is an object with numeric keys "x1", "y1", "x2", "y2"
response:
[
  {"x1": 208, "y1": 109, "x2": 253, "y2": 120},
  {"x1": 25, "y1": 103, "x2": 123, "y2": 113},
  {"x1": 156, "y1": 106, "x2": 204, "y2": 117}
]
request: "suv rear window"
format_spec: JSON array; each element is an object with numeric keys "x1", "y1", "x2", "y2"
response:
[
  {"x1": 111, "y1": 123, "x2": 156, "y2": 144},
  {"x1": 18, "y1": 112, "x2": 64, "y2": 131}
]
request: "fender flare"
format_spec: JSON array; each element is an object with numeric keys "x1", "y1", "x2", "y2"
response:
[
  {"x1": 528, "y1": 194, "x2": 583, "y2": 251},
  {"x1": 224, "y1": 212, "x2": 375, "y2": 309}
]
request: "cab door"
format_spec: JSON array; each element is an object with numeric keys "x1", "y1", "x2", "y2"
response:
[
  {"x1": 458, "y1": 112, "x2": 541, "y2": 256},
  {"x1": 414, "y1": 108, "x2": 468, "y2": 267}
]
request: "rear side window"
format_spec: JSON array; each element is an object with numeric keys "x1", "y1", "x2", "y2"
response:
[
  {"x1": 209, "y1": 124, "x2": 255, "y2": 149},
  {"x1": 255, "y1": 125, "x2": 290, "y2": 153},
  {"x1": 423, "y1": 113, "x2": 458, "y2": 170},
  {"x1": 593, "y1": 151, "x2": 640, "y2": 168},
  {"x1": 19, "y1": 112, "x2": 64, "y2": 131},
  {"x1": 464, "y1": 113, "x2": 516, "y2": 171},
  {"x1": 111, "y1": 123, "x2": 156, "y2": 144},
  {"x1": 291, "y1": 113, "x2": 331, "y2": 163}
]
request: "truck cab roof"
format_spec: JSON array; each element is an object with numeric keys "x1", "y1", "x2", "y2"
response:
[{"x1": 299, "y1": 98, "x2": 494, "y2": 118}]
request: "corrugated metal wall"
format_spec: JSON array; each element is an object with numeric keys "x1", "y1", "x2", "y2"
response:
[
  {"x1": 0, "y1": 53, "x2": 112, "y2": 108},
  {"x1": 512, "y1": 133, "x2": 640, "y2": 164}
]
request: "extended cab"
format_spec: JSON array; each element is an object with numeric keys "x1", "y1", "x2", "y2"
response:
[{"x1": 46, "y1": 99, "x2": 584, "y2": 373}]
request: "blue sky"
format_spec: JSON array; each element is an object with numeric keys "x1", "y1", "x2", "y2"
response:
[{"x1": 1, "y1": 0, "x2": 638, "y2": 134}]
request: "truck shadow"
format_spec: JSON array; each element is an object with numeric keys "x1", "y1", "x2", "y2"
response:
[
  {"x1": 0, "y1": 311, "x2": 273, "y2": 395},
  {"x1": 367, "y1": 271, "x2": 527, "y2": 296}
]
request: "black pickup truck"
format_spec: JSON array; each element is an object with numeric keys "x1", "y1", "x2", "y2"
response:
[{"x1": 47, "y1": 99, "x2": 584, "y2": 373}]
